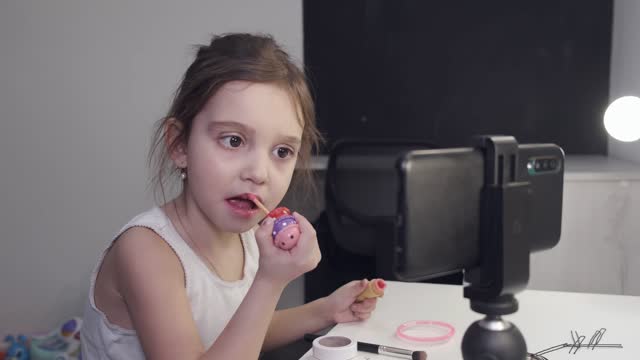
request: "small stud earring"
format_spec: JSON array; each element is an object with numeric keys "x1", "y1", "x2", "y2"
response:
[{"x1": 180, "y1": 169, "x2": 187, "y2": 180}]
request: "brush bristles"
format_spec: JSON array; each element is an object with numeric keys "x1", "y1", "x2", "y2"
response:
[{"x1": 413, "y1": 350, "x2": 428, "y2": 360}]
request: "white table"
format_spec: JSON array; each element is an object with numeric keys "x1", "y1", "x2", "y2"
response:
[{"x1": 299, "y1": 281, "x2": 640, "y2": 359}]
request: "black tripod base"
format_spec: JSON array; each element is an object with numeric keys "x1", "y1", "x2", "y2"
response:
[{"x1": 461, "y1": 316, "x2": 527, "y2": 360}]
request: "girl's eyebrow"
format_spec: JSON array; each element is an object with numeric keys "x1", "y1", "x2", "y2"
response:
[
  {"x1": 281, "y1": 135, "x2": 302, "y2": 146},
  {"x1": 208, "y1": 120, "x2": 301, "y2": 145},
  {"x1": 208, "y1": 120, "x2": 254, "y2": 134}
]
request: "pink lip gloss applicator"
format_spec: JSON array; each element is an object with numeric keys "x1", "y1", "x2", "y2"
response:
[
  {"x1": 248, "y1": 194, "x2": 301, "y2": 250},
  {"x1": 247, "y1": 194, "x2": 270, "y2": 215}
]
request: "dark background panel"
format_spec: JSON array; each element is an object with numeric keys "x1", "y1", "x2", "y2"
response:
[{"x1": 303, "y1": 1, "x2": 613, "y2": 153}]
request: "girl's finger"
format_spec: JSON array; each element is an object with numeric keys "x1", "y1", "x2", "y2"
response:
[
  {"x1": 353, "y1": 311, "x2": 372, "y2": 320},
  {"x1": 352, "y1": 298, "x2": 376, "y2": 311},
  {"x1": 254, "y1": 217, "x2": 275, "y2": 244},
  {"x1": 293, "y1": 212, "x2": 317, "y2": 237}
]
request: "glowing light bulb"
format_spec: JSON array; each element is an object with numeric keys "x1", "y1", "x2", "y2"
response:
[{"x1": 604, "y1": 96, "x2": 640, "y2": 142}]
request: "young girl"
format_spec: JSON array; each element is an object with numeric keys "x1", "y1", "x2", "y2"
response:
[{"x1": 80, "y1": 33, "x2": 378, "y2": 359}]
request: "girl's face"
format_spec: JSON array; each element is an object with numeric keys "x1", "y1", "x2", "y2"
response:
[{"x1": 183, "y1": 81, "x2": 303, "y2": 233}]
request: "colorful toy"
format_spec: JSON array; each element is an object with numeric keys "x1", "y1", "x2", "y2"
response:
[
  {"x1": 248, "y1": 195, "x2": 301, "y2": 250},
  {"x1": 356, "y1": 278, "x2": 386, "y2": 301},
  {"x1": 265, "y1": 207, "x2": 291, "y2": 219},
  {"x1": 1, "y1": 335, "x2": 10, "y2": 359},
  {"x1": 4, "y1": 335, "x2": 30, "y2": 360},
  {"x1": 270, "y1": 213, "x2": 300, "y2": 250},
  {"x1": 29, "y1": 317, "x2": 82, "y2": 360}
]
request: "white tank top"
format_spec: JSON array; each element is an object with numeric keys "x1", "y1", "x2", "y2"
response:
[{"x1": 81, "y1": 207, "x2": 260, "y2": 359}]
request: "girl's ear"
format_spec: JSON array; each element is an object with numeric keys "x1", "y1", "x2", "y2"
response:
[{"x1": 165, "y1": 118, "x2": 188, "y2": 169}]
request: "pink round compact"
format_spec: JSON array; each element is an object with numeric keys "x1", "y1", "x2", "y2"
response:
[{"x1": 396, "y1": 320, "x2": 455, "y2": 345}]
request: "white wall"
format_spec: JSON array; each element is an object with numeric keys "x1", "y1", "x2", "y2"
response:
[
  {"x1": 0, "y1": 0, "x2": 302, "y2": 334},
  {"x1": 529, "y1": 157, "x2": 640, "y2": 296},
  {"x1": 609, "y1": 0, "x2": 640, "y2": 162}
]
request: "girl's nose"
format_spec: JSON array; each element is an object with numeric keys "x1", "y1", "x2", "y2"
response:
[{"x1": 240, "y1": 152, "x2": 269, "y2": 185}]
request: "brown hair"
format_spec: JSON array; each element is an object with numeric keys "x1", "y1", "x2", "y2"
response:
[{"x1": 148, "y1": 33, "x2": 322, "y2": 203}]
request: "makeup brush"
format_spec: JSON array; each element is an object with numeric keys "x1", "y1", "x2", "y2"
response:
[
  {"x1": 304, "y1": 334, "x2": 427, "y2": 360},
  {"x1": 358, "y1": 340, "x2": 427, "y2": 360}
]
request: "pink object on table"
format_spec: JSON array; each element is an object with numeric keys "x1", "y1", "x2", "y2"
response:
[{"x1": 396, "y1": 320, "x2": 455, "y2": 344}]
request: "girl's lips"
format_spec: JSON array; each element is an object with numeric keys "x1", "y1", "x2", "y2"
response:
[
  {"x1": 244, "y1": 193, "x2": 264, "y2": 204},
  {"x1": 226, "y1": 198, "x2": 259, "y2": 218}
]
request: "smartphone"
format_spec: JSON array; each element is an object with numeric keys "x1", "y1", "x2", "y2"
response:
[{"x1": 392, "y1": 144, "x2": 564, "y2": 281}]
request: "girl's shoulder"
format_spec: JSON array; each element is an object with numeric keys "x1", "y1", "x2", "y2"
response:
[
  {"x1": 114, "y1": 207, "x2": 171, "y2": 236},
  {"x1": 111, "y1": 225, "x2": 184, "y2": 284},
  {"x1": 110, "y1": 207, "x2": 185, "y2": 281},
  {"x1": 89, "y1": 210, "x2": 185, "y2": 336},
  {"x1": 108, "y1": 207, "x2": 180, "y2": 265}
]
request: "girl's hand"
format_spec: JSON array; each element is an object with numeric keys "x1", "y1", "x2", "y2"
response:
[
  {"x1": 324, "y1": 279, "x2": 378, "y2": 323},
  {"x1": 254, "y1": 212, "x2": 321, "y2": 287}
]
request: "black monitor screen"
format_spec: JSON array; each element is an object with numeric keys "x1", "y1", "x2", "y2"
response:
[{"x1": 304, "y1": 1, "x2": 613, "y2": 154}]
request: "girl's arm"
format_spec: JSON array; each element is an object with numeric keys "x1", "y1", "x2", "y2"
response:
[
  {"x1": 116, "y1": 213, "x2": 321, "y2": 360},
  {"x1": 262, "y1": 279, "x2": 378, "y2": 351},
  {"x1": 262, "y1": 297, "x2": 333, "y2": 351},
  {"x1": 115, "y1": 227, "x2": 286, "y2": 360}
]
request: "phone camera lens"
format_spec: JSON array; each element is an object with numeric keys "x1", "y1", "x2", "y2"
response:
[{"x1": 541, "y1": 159, "x2": 549, "y2": 170}]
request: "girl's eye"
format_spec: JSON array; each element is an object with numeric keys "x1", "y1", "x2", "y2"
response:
[
  {"x1": 274, "y1": 147, "x2": 294, "y2": 159},
  {"x1": 221, "y1": 135, "x2": 243, "y2": 148}
]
